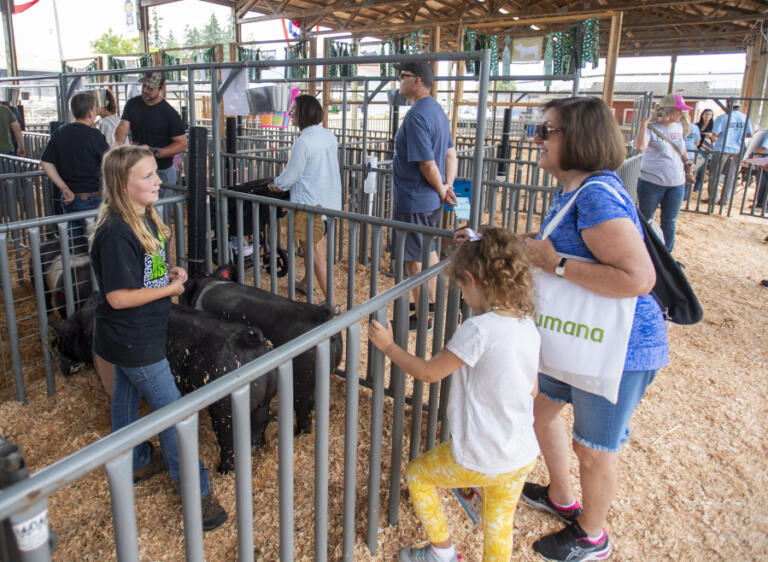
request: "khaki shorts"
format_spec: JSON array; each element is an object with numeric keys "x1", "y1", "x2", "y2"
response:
[{"x1": 294, "y1": 208, "x2": 326, "y2": 246}]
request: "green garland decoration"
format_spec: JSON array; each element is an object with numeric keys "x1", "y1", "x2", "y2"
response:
[
  {"x1": 464, "y1": 28, "x2": 477, "y2": 73},
  {"x1": 162, "y1": 52, "x2": 181, "y2": 82},
  {"x1": 108, "y1": 55, "x2": 126, "y2": 82},
  {"x1": 201, "y1": 46, "x2": 217, "y2": 81},
  {"x1": 285, "y1": 40, "x2": 308, "y2": 79},
  {"x1": 544, "y1": 34, "x2": 554, "y2": 86},
  {"x1": 581, "y1": 17, "x2": 599, "y2": 69},
  {"x1": 328, "y1": 41, "x2": 338, "y2": 78},
  {"x1": 238, "y1": 46, "x2": 262, "y2": 81}
]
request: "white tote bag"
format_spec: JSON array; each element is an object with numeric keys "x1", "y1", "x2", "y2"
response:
[{"x1": 534, "y1": 182, "x2": 636, "y2": 403}]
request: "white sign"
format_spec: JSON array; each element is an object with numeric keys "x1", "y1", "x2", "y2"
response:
[
  {"x1": 222, "y1": 68, "x2": 251, "y2": 116},
  {"x1": 12, "y1": 509, "x2": 49, "y2": 552}
]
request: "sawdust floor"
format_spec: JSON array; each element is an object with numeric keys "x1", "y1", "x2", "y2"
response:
[{"x1": 1, "y1": 210, "x2": 767, "y2": 560}]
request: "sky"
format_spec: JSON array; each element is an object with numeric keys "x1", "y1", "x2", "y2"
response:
[{"x1": 0, "y1": 0, "x2": 747, "y2": 92}]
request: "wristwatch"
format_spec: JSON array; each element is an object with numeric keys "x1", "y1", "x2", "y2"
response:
[{"x1": 554, "y1": 257, "x2": 567, "y2": 277}]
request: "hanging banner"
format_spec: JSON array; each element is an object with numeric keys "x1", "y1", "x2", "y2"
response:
[
  {"x1": 12, "y1": 0, "x2": 41, "y2": 14},
  {"x1": 124, "y1": 0, "x2": 136, "y2": 31},
  {"x1": 512, "y1": 37, "x2": 542, "y2": 62}
]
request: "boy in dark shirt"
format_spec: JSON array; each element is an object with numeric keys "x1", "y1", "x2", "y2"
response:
[{"x1": 41, "y1": 92, "x2": 109, "y2": 248}]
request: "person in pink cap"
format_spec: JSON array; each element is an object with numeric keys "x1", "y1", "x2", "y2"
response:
[{"x1": 634, "y1": 93, "x2": 694, "y2": 252}]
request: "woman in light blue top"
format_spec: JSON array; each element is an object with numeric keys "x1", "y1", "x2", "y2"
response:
[{"x1": 269, "y1": 95, "x2": 342, "y2": 299}]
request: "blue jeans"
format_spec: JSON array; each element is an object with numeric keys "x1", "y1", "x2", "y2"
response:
[
  {"x1": 62, "y1": 194, "x2": 101, "y2": 250},
  {"x1": 637, "y1": 178, "x2": 684, "y2": 252},
  {"x1": 156, "y1": 166, "x2": 177, "y2": 225},
  {"x1": 112, "y1": 358, "x2": 211, "y2": 497},
  {"x1": 538, "y1": 370, "x2": 657, "y2": 453}
]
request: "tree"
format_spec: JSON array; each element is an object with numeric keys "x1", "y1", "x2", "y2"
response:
[
  {"x1": 184, "y1": 24, "x2": 201, "y2": 47},
  {"x1": 150, "y1": 9, "x2": 164, "y2": 48},
  {"x1": 90, "y1": 28, "x2": 140, "y2": 55},
  {"x1": 165, "y1": 30, "x2": 179, "y2": 50},
  {"x1": 201, "y1": 13, "x2": 230, "y2": 45}
]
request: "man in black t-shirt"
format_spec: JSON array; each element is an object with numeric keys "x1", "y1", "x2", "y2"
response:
[
  {"x1": 115, "y1": 71, "x2": 186, "y2": 222},
  {"x1": 41, "y1": 92, "x2": 109, "y2": 248}
]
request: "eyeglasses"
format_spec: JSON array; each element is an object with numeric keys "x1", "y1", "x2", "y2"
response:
[
  {"x1": 398, "y1": 72, "x2": 417, "y2": 80},
  {"x1": 534, "y1": 123, "x2": 563, "y2": 140}
]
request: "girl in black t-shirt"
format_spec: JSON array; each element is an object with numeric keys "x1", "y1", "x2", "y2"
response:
[{"x1": 90, "y1": 145, "x2": 226, "y2": 532}]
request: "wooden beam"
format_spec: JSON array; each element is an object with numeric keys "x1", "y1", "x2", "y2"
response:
[
  {"x1": 602, "y1": 12, "x2": 622, "y2": 110},
  {"x1": 431, "y1": 26, "x2": 441, "y2": 100},
  {"x1": 450, "y1": 25, "x2": 464, "y2": 141},
  {"x1": 741, "y1": 34, "x2": 762, "y2": 99},
  {"x1": 667, "y1": 54, "x2": 677, "y2": 94},
  {"x1": 626, "y1": 14, "x2": 767, "y2": 30},
  {"x1": 236, "y1": 0, "x2": 259, "y2": 17},
  {"x1": 309, "y1": 35, "x2": 318, "y2": 97}
]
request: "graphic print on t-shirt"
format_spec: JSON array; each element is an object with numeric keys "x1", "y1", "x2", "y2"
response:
[{"x1": 143, "y1": 245, "x2": 169, "y2": 288}]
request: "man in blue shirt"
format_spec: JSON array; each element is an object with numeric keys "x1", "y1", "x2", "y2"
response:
[
  {"x1": 392, "y1": 61, "x2": 458, "y2": 330},
  {"x1": 709, "y1": 101, "x2": 752, "y2": 206}
]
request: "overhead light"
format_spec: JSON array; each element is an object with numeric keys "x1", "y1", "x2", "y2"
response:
[
  {"x1": 513, "y1": 16, "x2": 519, "y2": 20},
  {"x1": 530, "y1": 24, "x2": 540, "y2": 30},
  {"x1": 499, "y1": 8, "x2": 509, "y2": 14}
]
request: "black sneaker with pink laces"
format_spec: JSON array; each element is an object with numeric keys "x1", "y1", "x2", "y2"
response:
[
  {"x1": 521, "y1": 483, "x2": 582, "y2": 523},
  {"x1": 532, "y1": 522, "x2": 611, "y2": 561}
]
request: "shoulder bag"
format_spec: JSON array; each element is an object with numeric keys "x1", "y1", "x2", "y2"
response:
[
  {"x1": 587, "y1": 180, "x2": 704, "y2": 325},
  {"x1": 534, "y1": 182, "x2": 636, "y2": 404}
]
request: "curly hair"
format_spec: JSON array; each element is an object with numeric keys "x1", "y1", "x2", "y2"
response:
[{"x1": 449, "y1": 227, "x2": 534, "y2": 318}]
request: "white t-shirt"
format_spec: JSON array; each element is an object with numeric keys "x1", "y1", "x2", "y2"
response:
[
  {"x1": 445, "y1": 312, "x2": 541, "y2": 474},
  {"x1": 98, "y1": 114, "x2": 127, "y2": 149},
  {"x1": 639, "y1": 121, "x2": 687, "y2": 187}
]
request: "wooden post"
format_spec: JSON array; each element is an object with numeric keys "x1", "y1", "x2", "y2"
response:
[
  {"x1": 430, "y1": 26, "x2": 441, "y2": 100},
  {"x1": 450, "y1": 26, "x2": 464, "y2": 141},
  {"x1": 310, "y1": 35, "x2": 318, "y2": 97},
  {"x1": 667, "y1": 54, "x2": 677, "y2": 94},
  {"x1": 741, "y1": 35, "x2": 763, "y2": 102},
  {"x1": 602, "y1": 12, "x2": 622, "y2": 111},
  {"x1": 322, "y1": 39, "x2": 331, "y2": 128}
]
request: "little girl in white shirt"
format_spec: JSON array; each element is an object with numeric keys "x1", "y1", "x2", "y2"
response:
[{"x1": 369, "y1": 227, "x2": 541, "y2": 562}]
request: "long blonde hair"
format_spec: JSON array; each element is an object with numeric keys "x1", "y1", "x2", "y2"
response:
[{"x1": 93, "y1": 145, "x2": 170, "y2": 254}]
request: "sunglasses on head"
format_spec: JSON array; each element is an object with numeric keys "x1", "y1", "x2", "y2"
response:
[{"x1": 534, "y1": 123, "x2": 563, "y2": 140}]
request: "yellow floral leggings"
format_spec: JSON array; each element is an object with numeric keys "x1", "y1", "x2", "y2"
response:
[{"x1": 406, "y1": 441, "x2": 536, "y2": 562}]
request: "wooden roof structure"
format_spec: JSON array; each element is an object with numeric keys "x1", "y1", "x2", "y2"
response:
[{"x1": 223, "y1": 0, "x2": 768, "y2": 57}]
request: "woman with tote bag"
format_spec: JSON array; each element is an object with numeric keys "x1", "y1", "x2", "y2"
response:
[{"x1": 521, "y1": 97, "x2": 669, "y2": 562}]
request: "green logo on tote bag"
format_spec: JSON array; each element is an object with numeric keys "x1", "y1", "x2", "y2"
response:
[{"x1": 536, "y1": 314, "x2": 605, "y2": 342}]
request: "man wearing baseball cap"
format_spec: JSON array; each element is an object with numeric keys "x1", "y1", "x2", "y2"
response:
[
  {"x1": 115, "y1": 71, "x2": 187, "y2": 221},
  {"x1": 392, "y1": 60, "x2": 457, "y2": 330},
  {"x1": 709, "y1": 99, "x2": 752, "y2": 206}
]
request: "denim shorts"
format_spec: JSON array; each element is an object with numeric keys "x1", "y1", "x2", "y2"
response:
[
  {"x1": 393, "y1": 208, "x2": 442, "y2": 262},
  {"x1": 538, "y1": 369, "x2": 657, "y2": 453}
]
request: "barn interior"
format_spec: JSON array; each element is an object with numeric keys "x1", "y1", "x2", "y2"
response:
[{"x1": 0, "y1": 0, "x2": 767, "y2": 560}]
